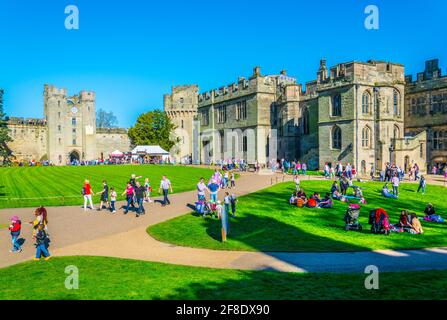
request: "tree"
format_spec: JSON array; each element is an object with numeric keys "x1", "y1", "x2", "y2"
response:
[
  {"x1": 128, "y1": 110, "x2": 178, "y2": 151},
  {"x1": 0, "y1": 90, "x2": 13, "y2": 163},
  {"x1": 96, "y1": 108, "x2": 118, "y2": 129}
]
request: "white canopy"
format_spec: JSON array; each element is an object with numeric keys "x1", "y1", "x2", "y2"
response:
[
  {"x1": 110, "y1": 150, "x2": 124, "y2": 156},
  {"x1": 131, "y1": 145, "x2": 170, "y2": 156}
]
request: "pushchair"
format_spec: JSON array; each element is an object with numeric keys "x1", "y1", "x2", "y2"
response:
[
  {"x1": 344, "y1": 203, "x2": 362, "y2": 231},
  {"x1": 369, "y1": 208, "x2": 391, "y2": 235}
]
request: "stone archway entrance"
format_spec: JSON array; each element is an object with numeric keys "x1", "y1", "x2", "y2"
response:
[{"x1": 69, "y1": 150, "x2": 80, "y2": 163}]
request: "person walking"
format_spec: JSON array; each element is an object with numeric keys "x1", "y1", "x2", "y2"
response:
[
  {"x1": 122, "y1": 182, "x2": 135, "y2": 214},
  {"x1": 159, "y1": 176, "x2": 173, "y2": 206},
  {"x1": 417, "y1": 175, "x2": 427, "y2": 195},
  {"x1": 8, "y1": 216, "x2": 22, "y2": 253},
  {"x1": 82, "y1": 179, "x2": 95, "y2": 211},
  {"x1": 33, "y1": 224, "x2": 51, "y2": 261},
  {"x1": 144, "y1": 178, "x2": 153, "y2": 203},
  {"x1": 391, "y1": 173, "x2": 400, "y2": 197},
  {"x1": 97, "y1": 180, "x2": 109, "y2": 211},
  {"x1": 110, "y1": 187, "x2": 117, "y2": 213},
  {"x1": 134, "y1": 181, "x2": 146, "y2": 217},
  {"x1": 230, "y1": 172, "x2": 236, "y2": 189}
]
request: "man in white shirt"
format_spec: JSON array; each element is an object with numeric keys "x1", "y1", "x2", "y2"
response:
[
  {"x1": 159, "y1": 176, "x2": 173, "y2": 206},
  {"x1": 391, "y1": 173, "x2": 400, "y2": 197},
  {"x1": 197, "y1": 178, "x2": 208, "y2": 201}
]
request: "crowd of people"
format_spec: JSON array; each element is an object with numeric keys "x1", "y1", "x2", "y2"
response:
[{"x1": 81, "y1": 173, "x2": 175, "y2": 218}]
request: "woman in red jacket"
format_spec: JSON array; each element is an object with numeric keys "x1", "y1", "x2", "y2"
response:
[{"x1": 8, "y1": 216, "x2": 22, "y2": 253}]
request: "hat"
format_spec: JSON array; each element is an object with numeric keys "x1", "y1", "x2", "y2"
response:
[{"x1": 11, "y1": 216, "x2": 19, "y2": 222}]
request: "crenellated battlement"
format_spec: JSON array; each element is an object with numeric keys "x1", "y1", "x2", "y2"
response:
[{"x1": 44, "y1": 84, "x2": 67, "y2": 97}]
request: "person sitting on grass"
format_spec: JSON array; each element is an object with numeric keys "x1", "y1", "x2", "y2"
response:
[
  {"x1": 296, "y1": 189, "x2": 308, "y2": 207},
  {"x1": 289, "y1": 192, "x2": 297, "y2": 205},
  {"x1": 382, "y1": 183, "x2": 397, "y2": 199},
  {"x1": 394, "y1": 210, "x2": 412, "y2": 232},
  {"x1": 307, "y1": 195, "x2": 318, "y2": 208},
  {"x1": 311, "y1": 192, "x2": 322, "y2": 204},
  {"x1": 409, "y1": 213, "x2": 424, "y2": 234},
  {"x1": 424, "y1": 203, "x2": 436, "y2": 217},
  {"x1": 318, "y1": 193, "x2": 333, "y2": 209},
  {"x1": 423, "y1": 203, "x2": 445, "y2": 223}
]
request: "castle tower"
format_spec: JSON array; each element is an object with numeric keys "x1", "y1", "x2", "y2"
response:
[
  {"x1": 44, "y1": 84, "x2": 96, "y2": 164},
  {"x1": 164, "y1": 85, "x2": 199, "y2": 163},
  {"x1": 44, "y1": 84, "x2": 68, "y2": 165}
]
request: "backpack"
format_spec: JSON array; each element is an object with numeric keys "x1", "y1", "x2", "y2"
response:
[{"x1": 81, "y1": 187, "x2": 86, "y2": 195}]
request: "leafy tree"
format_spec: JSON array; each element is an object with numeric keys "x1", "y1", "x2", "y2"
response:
[
  {"x1": 96, "y1": 108, "x2": 118, "y2": 129},
  {"x1": 128, "y1": 110, "x2": 178, "y2": 151},
  {"x1": 0, "y1": 90, "x2": 13, "y2": 163}
]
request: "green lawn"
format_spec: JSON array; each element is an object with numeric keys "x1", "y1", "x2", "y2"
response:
[
  {"x1": 148, "y1": 180, "x2": 447, "y2": 252},
  {"x1": 0, "y1": 256, "x2": 446, "y2": 300},
  {"x1": 0, "y1": 165, "x2": 213, "y2": 209}
]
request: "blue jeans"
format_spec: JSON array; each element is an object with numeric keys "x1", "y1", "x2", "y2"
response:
[
  {"x1": 35, "y1": 243, "x2": 50, "y2": 258},
  {"x1": 137, "y1": 197, "x2": 145, "y2": 214},
  {"x1": 210, "y1": 192, "x2": 217, "y2": 202},
  {"x1": 111, "y1": 201, "x2": 116, "y2": 212},
  {"x1": 11, "y1": 234, "x2": 21, "y2": 251},
  {"x1": 125, "y1": 196, "x2": 133, "y2": 213},
  {"x1": 163, "y1": 189, "x2": 170, "y2": 205}
]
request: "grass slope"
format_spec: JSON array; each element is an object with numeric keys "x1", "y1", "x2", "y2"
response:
[
  {"x1": 148, "y1": 180, "x2": 447, "y2": 252},
  {"x1": 0, "y1": 165, "x2": 213, "y2": 209},
  {"x1": 0, "y1": 256, "x2": 446, "y2": 300}
]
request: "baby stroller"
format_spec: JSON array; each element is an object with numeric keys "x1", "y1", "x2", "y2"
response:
[
  {"x1": 369, "y1": 208, "x2": 391, "y2": 235},
  {"x1": 344, "y1": 204, "x2": 362, "y2": 231}
]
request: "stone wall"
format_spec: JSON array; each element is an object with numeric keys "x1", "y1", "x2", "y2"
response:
[
  {"x1": 7, "y1": 119, "x2": 47, "y2": 162},
  {"x1": 95, "y1": 128, "x2": 131, "y2": 159}
]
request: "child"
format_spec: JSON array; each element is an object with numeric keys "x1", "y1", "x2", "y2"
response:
[
  {"x1": 417, "y1": 176, "x2": 426, "y2": 194},
  {"x1": 294, "y1": 175, "x2": 300, "y2": 191},
  {"x1": 224, "y1": 192, "x2": 231, "y2": 216},
  {"x1": 230, "y1": 193, "x2": 238, "y2": 217},
  {"x1": 97, "y1": 180, "x2": 109, "y2": 211},
  {"x1": 8, "y1": 216, "x2": 22, "y2": 253},
  {"x1": 110, "y1": 187, "x2": 117, "y2": 213},
  {"x1": 144, "y1": 178, "x2": 153, "y2": 203},
  {"x1": 34, "y1": 224, "x2": 51, "y2": 261}
]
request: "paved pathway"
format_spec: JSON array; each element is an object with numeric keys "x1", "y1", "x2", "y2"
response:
[{"x1": 1, "y1": 171, "x2": 447, "y2": 273}]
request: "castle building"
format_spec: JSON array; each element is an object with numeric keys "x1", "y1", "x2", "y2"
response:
[
  {"x1": 164, "y1": 59, "x2": 447, "y2": 172},
  {"x1": 5, "y1": 84, "x2": 131, "y2": 164},
  {"x1": 163, "y1": 85, "x2": 198, "y2": 163},
  {"x1": 405, "y1": 59, "x2": 447, "y2": 171}
]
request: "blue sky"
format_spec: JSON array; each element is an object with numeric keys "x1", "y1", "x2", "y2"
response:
[{"x1": 1, "y1": 0, "x2": 446, "y2": 127}]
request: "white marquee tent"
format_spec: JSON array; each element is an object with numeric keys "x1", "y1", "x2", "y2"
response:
[{"x1": 131, "y1": 145, "x2": 170, "y2": 160}]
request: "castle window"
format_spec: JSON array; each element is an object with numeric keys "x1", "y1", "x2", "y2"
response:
[
  {"x1": 217, "y1": 106, "x2": 226, "y2": 123},
  {"x1": 236, "y1": 101, "x2": 247, "y2": 120},
  {"x1": 332, "y1": 126, "x2": 342, "y2": 149},
  {"x1": 72, "y1": 117, "x2": 77, "y2": 126},
  {"x1": 201, "y1": 110, "x2": 209, "y2": 126},
  {"x1": 58, "y1": 112, "x2": 61, "y2": 119},
  {"x1": 58, "y1": 125, "x2": 61, "y2": 132},
  {"x1": 393, "y1": 90, "x2": 400, "y2": 116},
  {"x1": 393, "y1": 125, "x2": 400, "y2": 141},
  {"x1": 302, "y1": 108, "x2": 310, "y2": 135},
  {"x1": 181, "y1": 120, "x2": 184, "y2": 129},
  {"x1": 72, "y1": 128, "x2": 76, "y2": 134},
  {"x1": 332, "y1": 94, "x2": 342, "y2": 116},
  {"x1": 433, "y1": 131, "x2": 444, "y2": 150},
  {"x1": 362, "y1": 91, "x2": 371, "y2": 114},
  {"x1": 58, "y1": 101, "x2": 61, "y2": 108},
  {"x1": 362, "y1": 126, "x2": 371, "y2": 148},
  {"x1": 242, "y1": 135, "x2": 248, "y2": 152},
  {"x1": 72, "y1": 139, "x2": 77, "y2": 146},
  {"x1": 58, "y1": 138, "x2": 61, "y2": 145}
]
